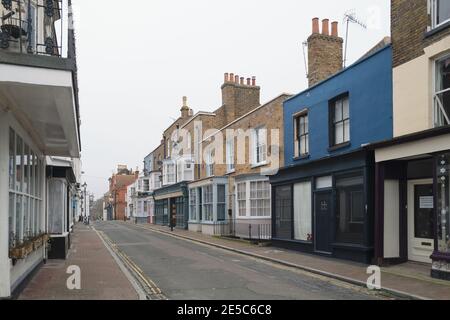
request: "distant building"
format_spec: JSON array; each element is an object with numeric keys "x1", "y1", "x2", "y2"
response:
[{"x1": 108, "y1": 166, "x2": 139, "y2": 221}]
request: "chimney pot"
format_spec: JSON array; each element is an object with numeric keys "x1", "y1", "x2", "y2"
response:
[
  {"x1": 322, "y1": 19, "x2": 329, "y2": 35},
  {"x1": 312, "y1": 17, "x2": 320, "y2": 34},
  {"x1": 224, "y1": 73, "x2": 229, "y2": 82},
  {"x1": 235, "y1": 75, "x2": 239, "y2": 83},
  {"x1": 230, "y1": 73, "x2": 234, "y2": 83},
  {"x1": 240, "y1": 77, "x2": 244, "y2": 85},
  {"x1": 246, "y1": 78, "x2": 251, "y2": 86},
  {"x1": 252, "y1": 76, "x2": 256, "y2": 86},
  {"x1": 331, "y1": 21, "x2": 338, "y2": 37}
]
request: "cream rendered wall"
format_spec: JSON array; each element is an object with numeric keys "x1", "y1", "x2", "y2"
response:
[{"x1": 393, "y1": 36, "x2": 450, "y2": 137}]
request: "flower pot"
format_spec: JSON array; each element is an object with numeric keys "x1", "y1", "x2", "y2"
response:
[{"x1": 9, "y1": 247, "x2": 27, "y2": 260}]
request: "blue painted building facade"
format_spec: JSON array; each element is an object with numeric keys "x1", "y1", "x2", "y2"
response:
[{"x1": 270, "y1": 45, "x2": 393, "y2": 263}]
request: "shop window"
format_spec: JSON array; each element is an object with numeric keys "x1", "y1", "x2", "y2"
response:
[
  {"x1": 250, "y1": 181, "x2": 271, "y2": 217},
  {"x1": 434, "y1": 54, "x2": 450, "y2": 127},
  {"x1": 294, "y1": 112, "x2": 309, "y2": 158},
  {"x1": 437, "y1": 154, "x2": 450, "y2": 253},
  {"x1": 432, "y1": 0, "x2": 450, "y2": 28},
  {"x1": 329, "y1": 95, "x2": 350, "y2": 146},
  {"x1": 335, "y1": 174, "x2": 365, "y2": 244},
  {"x1": 274, "y1": 185, "x2": 292, "y2": 240},
  {"x1": 8, "y1": 128, "x2": 42, "y2": 249},
  {"x1": 294, "y1": 181, "x2": 312, "y2": 241}
]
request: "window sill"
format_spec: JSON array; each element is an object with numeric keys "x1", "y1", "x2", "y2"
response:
[
  {"x1": 425, "y1": 21, "x2": 450, "y2": 39},
  {"x1": 293, "y1": 154, "x2": 310, "y2": 161},
  {"x1": 235, "y1": 216, "x2": 272, "y2": 220},
  {"x1": 251, "y1": 161, "x2": 268, "y2": 169},
  {"x1": 226, "y1": 169, "x2": 236, "y2": 175},
  {"x1": 328, "y1": 142, "x2": 351, "y2": 153}
]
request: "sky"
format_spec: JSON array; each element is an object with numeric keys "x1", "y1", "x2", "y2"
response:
[{"x1": 74, "y1": 0, "x2": 390, "y2": 199}]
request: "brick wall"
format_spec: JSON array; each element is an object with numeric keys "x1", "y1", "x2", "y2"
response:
[{"x1": 391, "y1": 0, "x2": 450, "y2": 68}]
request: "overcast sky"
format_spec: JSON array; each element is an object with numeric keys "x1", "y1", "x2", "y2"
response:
[{"x1": 74, "y1": 0, "x2": 390, "y2": 198}]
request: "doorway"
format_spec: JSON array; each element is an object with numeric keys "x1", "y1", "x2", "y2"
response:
[
  {"x1": 407, "y1": 179, "x2": 435, "y2": 263},
  {"x1": 315, "y1": 191, "x2": 333, "y2": 254}
]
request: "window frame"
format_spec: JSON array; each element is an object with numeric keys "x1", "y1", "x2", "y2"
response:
[
  {"x1": 431, "y1": 0, "x2": 450, "y2": 29},
  {"x1": 236, "y1": 180, "x2": 271, "y2": 219},
  {"x1": 293, "y1": 110, "x2": 309, "y2": 158},
  {"x1": 252, "y1": 126, "x2": 268, "y2": 167},
  {"x1": 433, "y1": 53, "x2": 450, "y2": 127},
  {"x1": 226, "y1": 138, "x2": 235, "y2": 173},
  {"x1": 329, "y1": 93, "x2": 350, "y2": 147}
]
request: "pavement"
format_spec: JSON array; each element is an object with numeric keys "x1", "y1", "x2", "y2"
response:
[
  {"x1": 125, "y1": 221, "x2": 450, "y2": 300},
  {"x1": 95, "y1": 221, "x2": 384, "y2": 300},
  {"x1": 18, "y1": 223, "x2": 140, "y2": 300}
]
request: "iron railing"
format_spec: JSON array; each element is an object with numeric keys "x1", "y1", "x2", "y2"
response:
[
  {"x1": 213, "y1": 219, "x2": 272, "y2": 241},
  {"x1": 0, "y1": 0, "x2": 65, "y2": 56}
]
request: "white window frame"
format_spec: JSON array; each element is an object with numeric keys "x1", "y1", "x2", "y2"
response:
[
  {"x1": 433, "y1": 53, "x2": 450, "y2": 127},
  {"x1": 431, "y1": 0, "x2": 450, "y2": 29},
  {"x1": 235, "y1": 179, "x2": 271, "y2": 219},
  {"x1": 202, "y1": 185, "x2": 214, "y2": 222},
  {"x1": 162, "y1": 160, "x2": 176, "y2": 186},
  {"x1": 252, "y1": 127, "x2": 267, "y2": 167},
  {"x1": 294, "y1": 111, "x2": 309, "y2": 158},
  {"x1": 8, "y1": 128, "x2": 43, "y2": 249},
  {"x1": 189, "y1": 188, "x2": 198, "y2": 222},
  {"x1": 226, "y1": 138, "x2": 235, "y2": 173},
  {"x1": 206, "y1": 150, "x2": 215, "y2": 177},
  {"x1": 332, "y1": 96, "x2": 350, "y2": 146}
]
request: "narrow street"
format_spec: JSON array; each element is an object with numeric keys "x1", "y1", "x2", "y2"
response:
[{"x1": 95, "y1": 221, "x2": 381, "y2": 300}]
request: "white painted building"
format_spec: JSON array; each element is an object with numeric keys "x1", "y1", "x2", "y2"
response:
[{"x1": 0, "y1": 0, "x2": 81, "y2": 298}]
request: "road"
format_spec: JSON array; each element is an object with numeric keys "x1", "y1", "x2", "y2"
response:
[{"x1": 95, "y1": 221, "x2": 382, "y2": 300}]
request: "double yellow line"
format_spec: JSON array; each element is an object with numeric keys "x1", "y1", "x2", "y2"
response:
[{"x1": 97, "y1": 230, "x2": 166, "y2": 300}]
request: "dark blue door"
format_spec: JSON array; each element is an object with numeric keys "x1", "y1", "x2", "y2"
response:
[{"x1": 315, "y1": 191, "x2": 332, "y2": 254}]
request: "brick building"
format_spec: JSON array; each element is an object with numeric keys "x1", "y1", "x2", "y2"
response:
[{"x1": 108, "y1": 165, "x2": 139, "y2": 221}]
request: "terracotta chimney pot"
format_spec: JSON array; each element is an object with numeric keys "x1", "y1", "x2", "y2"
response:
[
  {"x1": 331, "y1": 21, "x2": 338, "y2": 37},
  {"x1": 322, "y1": 19, "x2": 329, "y2": 35},
  {"x1": 312, "y1": 17, "x2": 320, "y2": 34}
]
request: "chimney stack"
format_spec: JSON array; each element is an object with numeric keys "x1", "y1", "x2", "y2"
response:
[
  {"x1": 322, "y1": 19, "x2": 329, "y2": 35},
  {"x1": 307, "y1": 17, "x2": 343, "y2": 87},
  {"x1": 180, "y1": 96, "x2": 190, "y2": 118},
  {"x1": 312, "y1": 18, "x2": 319, "y2": 34}
]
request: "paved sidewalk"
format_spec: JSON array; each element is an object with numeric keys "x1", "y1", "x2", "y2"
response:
[
  {"x1": 131, "y1": 222, "x2": 450, "y2": 300},
  {"x1": 19, "y1": 223, "x2": 139, "y2": 300}
]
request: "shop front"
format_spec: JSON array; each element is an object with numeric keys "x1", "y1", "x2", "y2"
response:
[
  {"x1": 153, "y1": 182, "x2": 189, "y2": 229},
  {"x1": 270, "y1": 150, "x2": 375, "y2": 264},
  {"x1": 372, "y1": 127, "x2": 450, "y2": 280}
]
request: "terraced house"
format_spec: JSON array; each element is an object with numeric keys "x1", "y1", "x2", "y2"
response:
[
  {"x1": 0, "y1": 0, "x2": 82, "y2": 298},
  {"x1": 371, "y1": 0, "x2": 450, "y2": 280},
  {"x1": 270, "y1": 18, "x2": 393, "y2": 264}
]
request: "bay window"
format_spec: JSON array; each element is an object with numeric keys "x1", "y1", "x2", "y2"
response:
[
  {"x1": 203, "y1": 185, "x2": 214, "y2": 221},
  {"x1": 8, "y1": 128, "x2": 43, "y2": 249},
  {"x1": 217, "y1": 184, "x2": 226, "y2": 221},
  {"x1": 189, "y1": 188, "x2": 197, "y2": 221},
  {"x1": 434, "y1": 54, "x2": 450, "y2": 127},
  {"x1": 250, "y1": 181, "x2": 271, "y2": 217},
  {"x1": 432, "y1": 0, "x2": 450, "y2": 29},
  {"x1": 162, "y1": 160, "x2": 176, "y2": 185}
]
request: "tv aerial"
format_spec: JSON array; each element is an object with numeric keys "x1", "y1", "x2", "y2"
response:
[{"x1": 343, "y1": 10, "x2": 367, "y2": 68}]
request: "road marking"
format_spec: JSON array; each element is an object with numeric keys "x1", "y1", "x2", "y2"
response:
[{"x1": 94, "y1": 227, "x2": 166, "y2": 300}]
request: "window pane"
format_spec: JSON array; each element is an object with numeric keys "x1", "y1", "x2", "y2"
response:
[
  {"x1": 335, "y1": 174, "x2": 365, "y2": 244},
  {"x1": 294, "y1": 182, "x2": 312, "y2": 241},
  {"x1": 9, "y1": 129, "x2": 15, "y2": 190},
  {"x1": 16, "y1": 195, "x2": 22, "y2": 243},
  {"x1": 304, "y1": 115, "x2": 309, "y2": 134},
  {"x1": 334, "y1": 101, "x2": 343, "y2": 122},
  {"x1": 16, "y1": 136, "x2": 23, "y2": 192},
  {"x1": 343, "y1": 98, "x2": 350, "y2": 119},
  {"x1": 437, "y1": 0, "x2": 450, "y2": 25},
  {"x1": 9, "y1": 193, "x2": 14, "y2": 248},
  {"x1": 344, "y1": 119, "x2": 350, "y2": 142},
  {"x1": 24, "y1": 145, "x2": 30, "y2": 194},
  {"x1": 335, "y1": 122, "x2": 344, "y2": 145}
]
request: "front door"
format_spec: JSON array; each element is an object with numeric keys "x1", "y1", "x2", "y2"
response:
[
  {"x1": 315, "y1": 191, "x2": 332, "y2": 254},
  {"x1": 408, "y1": 179, "x2": 435, "y2": 263}
]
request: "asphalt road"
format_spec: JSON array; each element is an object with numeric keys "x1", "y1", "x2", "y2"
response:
[{"x1": 95, "y1": 221, "x2": 381, "y2": 300}]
